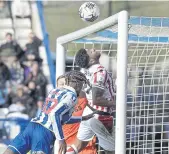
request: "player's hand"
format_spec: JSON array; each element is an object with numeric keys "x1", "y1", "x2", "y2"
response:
[{"x1": 58, "y1": 139, "x2": 67, "y2": 154}]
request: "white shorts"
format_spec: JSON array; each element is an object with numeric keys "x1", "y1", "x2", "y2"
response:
[{"x1": 77, "y1": 107, "x2": 115, "y2": 151}]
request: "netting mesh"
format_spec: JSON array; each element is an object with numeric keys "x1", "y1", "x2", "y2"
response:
[{"x1": 63, "y1": 17, "x2": 169, "y2": 154}]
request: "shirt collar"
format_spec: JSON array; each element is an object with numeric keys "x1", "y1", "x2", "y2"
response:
[
  {"x1": 89, "y1": 64, "x2": 100, "y2": 71},
  {"x1": 63, "y1": 85, "x2": 76, "y2": 94}
]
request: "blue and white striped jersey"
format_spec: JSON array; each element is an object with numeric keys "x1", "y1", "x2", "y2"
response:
[{"x1": 31, "y1": 86, "x2": 82, "y2": 140}]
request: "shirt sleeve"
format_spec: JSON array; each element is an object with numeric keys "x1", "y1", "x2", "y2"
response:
[
  {"x1": 92, "y1": 68, "x2": 108, "y2": 89},
  {"x1": 66, "y1": 116, "x2": 82, "y2": 124},
  {"x1": 49, "y1": 92, "x2": 76, "y2": 140}
]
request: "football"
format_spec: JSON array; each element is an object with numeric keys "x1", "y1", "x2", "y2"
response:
[{"x1": 79, "y1": 2, "x2": 100, "y2": 22}]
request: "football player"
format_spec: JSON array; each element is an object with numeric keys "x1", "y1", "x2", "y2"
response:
[
  {"x1": 66, "y1": 48, "x2": 115, "y2": 154},
  {"x1": 3, "y1": 71, "x2": 96, "y2": 154},
  {"x1": 56, "y1": 75, "x2": 97, "y2": 154}
]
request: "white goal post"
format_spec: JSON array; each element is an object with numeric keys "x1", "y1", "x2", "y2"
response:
[{"x1": 56, "y1": 10, "x2": 129, "y2": 154}]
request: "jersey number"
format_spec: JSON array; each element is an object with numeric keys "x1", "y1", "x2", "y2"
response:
[{"x1": 43, "y1": 98, "x2": 58, "y2": 114}]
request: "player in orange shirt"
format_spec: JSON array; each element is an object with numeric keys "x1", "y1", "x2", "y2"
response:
[{"x1": 57, "y1": 75, "x2": 97, "y2": 154}]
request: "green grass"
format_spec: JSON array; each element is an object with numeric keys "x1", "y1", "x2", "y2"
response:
[{"x1": 44, "y1": 1, "x2": 108, "y2": 53}]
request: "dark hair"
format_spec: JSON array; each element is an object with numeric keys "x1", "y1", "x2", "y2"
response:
[
  {"x1": 65, "y1": 70, "x2": 87, "y2": 85},
  {"x1": 75, "y1": 48, "x2": 89, "y2": 68},
  {"x1": 6, "y1": 32, "x2": 12, "y2": 37}
]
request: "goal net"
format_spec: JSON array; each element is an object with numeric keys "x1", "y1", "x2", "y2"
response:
[
  {"x1": 56, "y1": 11, "x2": 128, "y2": 154},
  {"x1": 56, "y1": 12, "x2": 169, "y2": 154}
]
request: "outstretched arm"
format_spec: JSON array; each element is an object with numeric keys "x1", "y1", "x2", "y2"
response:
[
  {"x1": 66, "y1": 116, "x2": 82, "y2": 124},
  {"x1": 66, "y1": 112, "x2": 95, "y2": 124}
]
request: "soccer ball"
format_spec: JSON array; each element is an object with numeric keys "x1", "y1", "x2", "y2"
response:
[{"x1": 79, "y1": 2, "x2": 100, "y2": 22}]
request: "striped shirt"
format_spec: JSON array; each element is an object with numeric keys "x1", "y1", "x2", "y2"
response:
[
  {"x1": 31, "y1": 86, "x2": 81, "y2": 140},
  {"x1": 82, "y1": 64, "x2": 115, "y2": 113}
]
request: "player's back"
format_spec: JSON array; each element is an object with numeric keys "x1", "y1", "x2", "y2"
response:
[{"x1": 31, "y1": 87, "x2": 77, "y2": 133}]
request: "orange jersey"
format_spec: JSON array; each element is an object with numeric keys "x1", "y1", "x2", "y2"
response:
[{"x1": 63, "y1": 98, "x2": 97, "y2": 154}]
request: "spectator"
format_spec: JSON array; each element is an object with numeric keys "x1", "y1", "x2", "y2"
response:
[
  {"x1": 23, "y1": 65, "x2": 31, "y2": 80},
  {"x1": 24, "y1": 62, "x2": 47, "y2": 98},
  {"x1": 11, "y1": 0, "x2": 31, "y2": 19},
  {"x1": 6, "y1": 85, "x2": 35, "y2": 116},
  {"x1": 36, "y1": 96, "x2": 44, "y2": 117},
  {"x1": 7, "y1": 104, "x2": 27, "y2": 118},
  {"x1": 0, "y1": 59, "x2": 11, "y2": 89},
  {"x1": 0, "y1": 0, "x2": 11, "y2": 18},
  {"x1": 4, "y1": 104, "x2": 29, "y2": 139},
  {"x1": 0, "y1": 33, "x2": 23, "y2": 68},
  {"x1": 25, "y1": 32, "x2": 42, "y2": 54},
  {"x1": 11, "y1": 87, "x2": 29, "y2": 105},
  {"x1": 0, "y1": 60, "x2": 10, "y2": 106},
  {"x1": 23, "y1": 81, "x2": 38, "y2": 117},
  {"x1": 22, "y1": 32, "x2": 42, "y2": 63},
  {"x1": 10, "y1": 60, "x2": 24, "y2": 87},
  {"x1": 26, "y1": 81, "x2": 38, "y2": 101}
]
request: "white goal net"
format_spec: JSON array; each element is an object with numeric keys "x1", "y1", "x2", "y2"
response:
[{"x1": 56, "y1": 13, "x2": 169, "y2": 154}]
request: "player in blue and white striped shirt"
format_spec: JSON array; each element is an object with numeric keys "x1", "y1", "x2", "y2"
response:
[{"x1": 3, "y1": 71, "x2": 95, "y2": 154}]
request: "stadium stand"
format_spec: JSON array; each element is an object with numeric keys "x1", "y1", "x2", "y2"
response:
[
  {"x1": 0, "y1": 18, "x2": 13, "y2": 29},
  {"x1": 11, "y1": 0, "x2": 31, "y2": 19},
  {"x1": 0, "y1": 1, "x2": 53, "y2": 153},
  {"x1": 0, "y1": 1, "x2": 11, "y2": 19}
]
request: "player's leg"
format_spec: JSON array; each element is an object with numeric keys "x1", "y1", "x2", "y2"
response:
[
  {"x1": 66, "y1": 120, "x2": 94, "y2": 154},
  {"x1": 97, "y1": 115, "x2": 115, "y2": 154},
  {"x1": 104, "y1": 128, "x2": 115, "y2": 154},
  {"x1": 88, "y1": 118, "x2": 115, "y2": 153},
  {"x1": 3, "y1": 122, "x2": 33, "y2": 154},
  {"x1": 66, "y1": 139, "x2": 89, "y2": 154},
  {"x1": 31, "y1": 122, "x2": 55, "y2": 154},
  {"x1": 66, "y1": 138, "x2": 89, "y2": 154},
  {"x1": 67, "y1": 117, "x2": 115, "y2": 154}
]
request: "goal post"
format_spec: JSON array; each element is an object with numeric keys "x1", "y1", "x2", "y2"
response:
[
  {"x1": 56, "y1": 10, "x2": 128, "y2": 77},
  {"x1": 56, "y1": 10, "x2": 129, "y2": 154},
  {"x1": 56, "y1": 13, "x2": 169, "y2": 154},
  {"x1": 116, "y1": 11, "x2": 128, "y2": 154}
]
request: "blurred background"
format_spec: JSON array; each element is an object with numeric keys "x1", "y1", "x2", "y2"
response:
[
  {"x1": 44, "y1": 1, "x2": 169, "y2": 52},
  {"x1": 0, "y1": 0, "x2": 169, "y2": 154}
]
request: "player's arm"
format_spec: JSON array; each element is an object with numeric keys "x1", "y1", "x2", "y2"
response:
[
  {"x1": 66, "y1": 116, "x2": 82, "y2": 124},
  {"x1": 92, "y1": 70, "x2": 114, "y2": 107},
  {"x1": 66, "y1": 112, "x2": 95, "y2": 124}
]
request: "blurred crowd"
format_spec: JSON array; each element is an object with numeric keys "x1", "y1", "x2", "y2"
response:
[{"x1": 0, "y1": 0, "x2": 47, "y2": 122}]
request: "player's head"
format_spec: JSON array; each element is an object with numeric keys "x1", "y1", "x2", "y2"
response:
[
  {"x1": 65, "y1": 70, "x2": 87, "y2": 96},
  {"x1": 57, "y1": 74, "x2": 65, "y2": 88},
  {"x1": 75, "y1": 48, "x2": 101, "y2": 68}
]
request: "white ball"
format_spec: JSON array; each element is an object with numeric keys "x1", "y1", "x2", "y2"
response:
[{"x1": 79, "y1": 2, "x2": 100, "y2": 22}]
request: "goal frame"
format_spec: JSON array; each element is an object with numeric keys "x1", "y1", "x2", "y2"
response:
[{"x1": 56, "y1": 10, "x2": 129, "y2": 154}]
